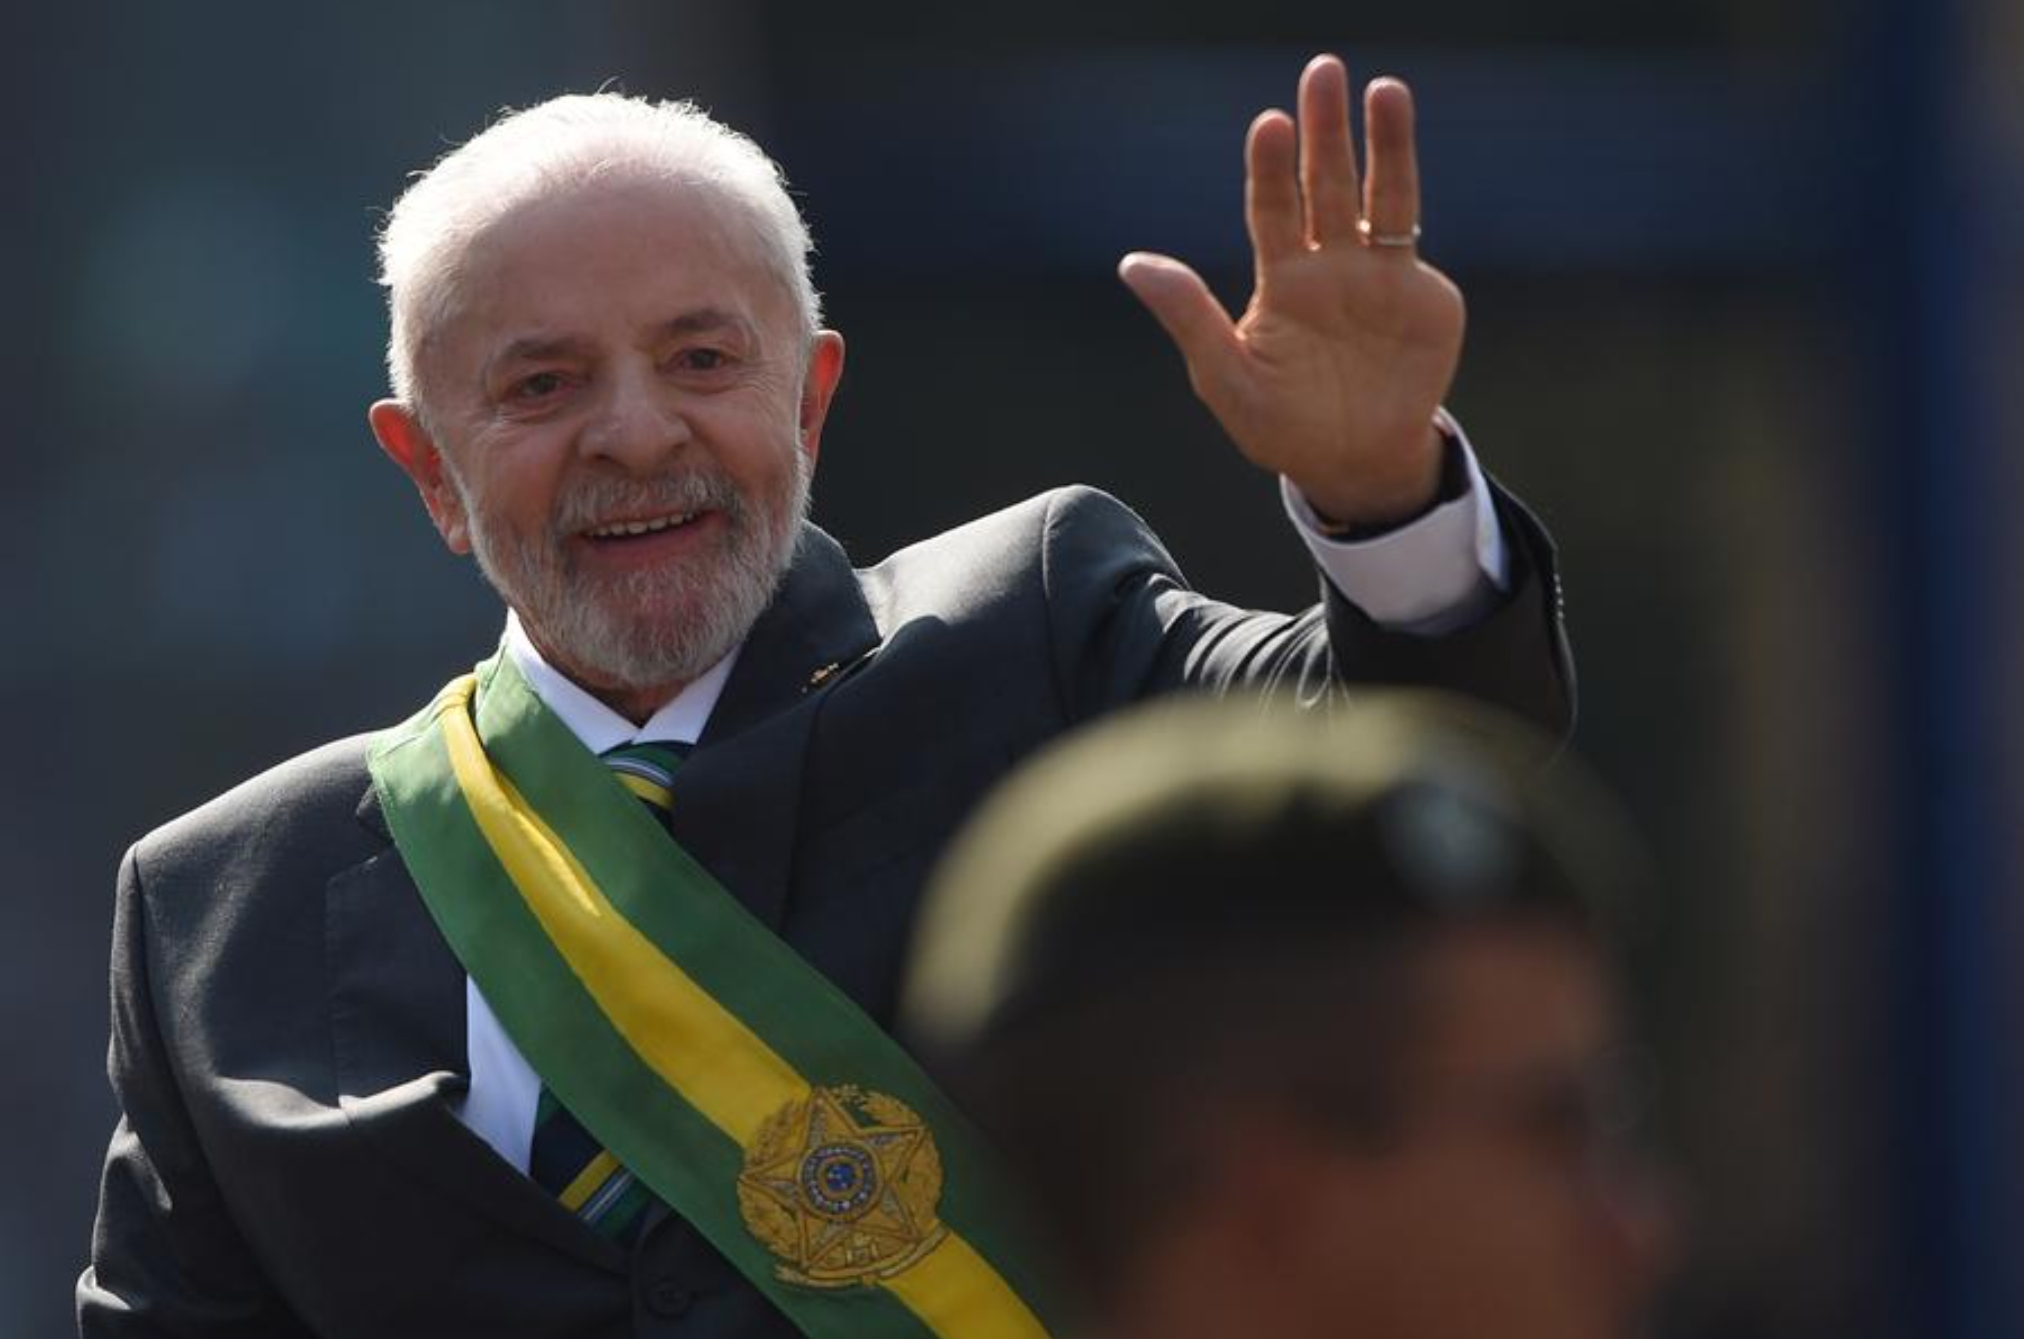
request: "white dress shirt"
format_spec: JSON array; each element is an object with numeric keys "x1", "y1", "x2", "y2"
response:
[{"x1": 457, "y1": 433, "x2": 1511, "y2": 1170}]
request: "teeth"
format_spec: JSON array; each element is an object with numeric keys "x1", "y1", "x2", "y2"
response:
[{"x1": 588, "y1": 511, "x2": 697, "y2": 539}]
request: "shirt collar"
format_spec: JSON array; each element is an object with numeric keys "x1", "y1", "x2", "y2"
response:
[{"x1": 502, "y1": 610, "x2": 740, "y2": 753}]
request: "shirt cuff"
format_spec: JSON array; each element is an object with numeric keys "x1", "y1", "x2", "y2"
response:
[{"x1": 1280, "y1": 409, "x2": 1511, "y2": 635}]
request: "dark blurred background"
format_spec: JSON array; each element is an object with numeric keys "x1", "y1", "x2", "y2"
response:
[{"x1": 8, "y1": 2, "x2": 2018, "y2": 1336}]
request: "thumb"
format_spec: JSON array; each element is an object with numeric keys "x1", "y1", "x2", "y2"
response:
[{"x1": 1118, "y1": 252, "x2": 1242, "y2": 403}]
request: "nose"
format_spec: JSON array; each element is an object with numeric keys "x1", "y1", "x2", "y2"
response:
[{"x1": 580, "y1": 362, "x2": 690, "y2": 471}]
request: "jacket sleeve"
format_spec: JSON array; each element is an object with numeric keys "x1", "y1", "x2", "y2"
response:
[
  {"x1": 1315, "y1": 484, "x2": 1574, "y2": 732},
  {"x1": 1038, "y1": 482, "x2": 1573, "y2": 736},
  {"x1": 77, "y1": 847, "x2": 313, "y2": 1338}
]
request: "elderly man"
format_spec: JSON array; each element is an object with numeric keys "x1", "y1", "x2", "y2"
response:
[
  {"x1": 903, "y1": 695, "x2": 1673, "y2": 1339},
  {"x1": 79, "y1": 55, "x2": 1569, "y2": 1339}
]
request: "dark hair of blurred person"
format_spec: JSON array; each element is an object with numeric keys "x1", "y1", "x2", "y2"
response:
[{"x1": 902, "y1": 692, "x2": 1675, "y2": 1339}]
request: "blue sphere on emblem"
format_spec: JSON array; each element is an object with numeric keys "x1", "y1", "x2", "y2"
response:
[{"x1": 799, "y1": 1142, "x2": 879, "y2": 1219}]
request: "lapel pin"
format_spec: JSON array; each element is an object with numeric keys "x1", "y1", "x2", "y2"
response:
[{"x1": 804, "y1": 662, "x2": 841, "y2": 693}]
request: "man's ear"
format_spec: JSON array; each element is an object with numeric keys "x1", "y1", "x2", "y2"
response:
[
  {"x1": 796, "y1": 331, "x2": 847, "y2": 468},
  {"x1": 369, "y1": 400, "x2": 472, "y2": 554}
]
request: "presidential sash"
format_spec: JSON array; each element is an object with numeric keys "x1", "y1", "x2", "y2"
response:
[{"x1": 368, "y1": 653, "x2": 1056, "y2": 1339}]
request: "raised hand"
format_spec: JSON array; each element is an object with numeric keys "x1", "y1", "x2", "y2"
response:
[{"x1": 1120, "y1": 54, "x2": 1466, "y2": 528}]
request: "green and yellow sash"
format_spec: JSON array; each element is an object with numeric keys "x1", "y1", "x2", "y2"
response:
[{"x1": 368, "y1": 653, "x2": 1055, "y2": 1339}]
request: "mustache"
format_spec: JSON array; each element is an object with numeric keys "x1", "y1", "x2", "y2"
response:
[{"x1": 550, "y1": 469, "x2": 749, "y2": 534}]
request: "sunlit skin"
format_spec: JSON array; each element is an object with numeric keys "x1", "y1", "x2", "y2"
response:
[
  {"x1": 1108, "y1": 924, "x2": 1674, "y2": 1339},
  {"x1": 370, "y1": 179, "x2": 844, "y2": 721},
  {"x1": 1119, "y1": 55, "x2": 1463, "y2": 526},
  {"x1": 372, "y1": 51, "x2": 1462, "y2": 719}
]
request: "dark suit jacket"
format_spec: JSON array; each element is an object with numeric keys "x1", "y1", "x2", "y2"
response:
[{"x1": 79, "y1": 487, "x2": 1570, "y2": 1338}]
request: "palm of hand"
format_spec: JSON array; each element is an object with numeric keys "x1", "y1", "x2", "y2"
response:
[
  {"x1": 1229, "y1": 244, "x2": 1464, "y2": 502},
  {"x1": 1122, "y1": 56, "x2": 1464, "y2": 525}
]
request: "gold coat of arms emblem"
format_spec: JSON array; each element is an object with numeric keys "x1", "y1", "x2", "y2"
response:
[{"x1": 736, "y1": 1085, "x2": 948, "y2": 1288}]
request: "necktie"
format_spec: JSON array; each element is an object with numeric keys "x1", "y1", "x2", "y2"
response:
[{"x1": 526, "y1": 740, "x2": 691, "y2": 1245}]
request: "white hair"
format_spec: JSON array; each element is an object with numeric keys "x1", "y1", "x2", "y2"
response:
[{"x1": 376, "y1": 93, "x2": 821, "y2": 419}]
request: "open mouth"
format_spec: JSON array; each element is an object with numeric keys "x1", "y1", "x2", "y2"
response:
[{"x1": 583, "y1": 510, "x2": 705, "y2": 541}]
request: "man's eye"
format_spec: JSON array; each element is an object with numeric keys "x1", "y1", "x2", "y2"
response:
[
  {"x1": 511, "y1": 371, "x2": 567, "y2": 400},
  {"x1": 1523, "y1": 1088, "x2": 1599, "y2": 1157},
  {"x1": 678, "y1": 348, "x2": 730, "y2": 372}
]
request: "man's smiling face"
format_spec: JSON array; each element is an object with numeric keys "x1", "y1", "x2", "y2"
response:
[{"x1": 375, "y1": 174, "x2": 844, "y2": 716}]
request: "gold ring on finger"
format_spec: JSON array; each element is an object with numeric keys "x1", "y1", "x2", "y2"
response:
[{"x1": 1358, "y1": 219, "x2": 1422, "y2": 248}]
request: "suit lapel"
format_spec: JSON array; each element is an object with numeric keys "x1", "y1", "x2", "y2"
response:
[
  {"x1": 672, "y1": 524, "x2": 880, "y2": 932},
  {"x1": 331, "y1": 786, "x2": 626, "y2": 1273}
]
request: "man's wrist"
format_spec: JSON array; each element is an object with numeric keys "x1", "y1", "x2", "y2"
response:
[
  {"x1": 1306, "y1": 419, "x2": 1470, "y2": 541},
  {"x1": 1282, "y1": 408, "x2": 1509, "y2": 632}
]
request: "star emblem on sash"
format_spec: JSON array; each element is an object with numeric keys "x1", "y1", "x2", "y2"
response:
[{"x1": 737, "y1": 1085, "x2": 948, "y2": 1288}]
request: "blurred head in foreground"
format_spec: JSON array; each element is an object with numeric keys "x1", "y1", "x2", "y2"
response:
[{"x1": 903, "y1": 693, "x2": 1673, "y2": 1339}]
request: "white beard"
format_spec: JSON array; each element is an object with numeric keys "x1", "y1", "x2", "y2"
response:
[{"x1": 456, "y1": 448, "x2": 810, "y2": 695}]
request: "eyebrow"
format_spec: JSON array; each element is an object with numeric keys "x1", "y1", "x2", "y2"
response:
[
  {"x1": 487, "y1": 333, "x2": 596, "y2": 372},
  {"x1": 658, "y1": 309, "x2": 756, "y2": 343},
  {"x1": 484, "y1": 309, "x2": 761, "y2": 378}
]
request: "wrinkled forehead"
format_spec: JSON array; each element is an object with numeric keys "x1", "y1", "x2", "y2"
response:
[{"x1": 431, "y1": 172, "x2": 800, "y2": 346}]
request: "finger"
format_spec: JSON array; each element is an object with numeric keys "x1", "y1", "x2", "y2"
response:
[
  {"x1": 1297, "y1": 53, "x2": 1362, "y2": 244},
  {"x1": 1118, "y1": 252, "x2": 1244, "y2": 403},
  {"x1": 1361, "y1": 77, "x2": 1422, "y2": 245},
  {"x1": 1245, "y1": 110, "x2": 1304, "y2": 268}
]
